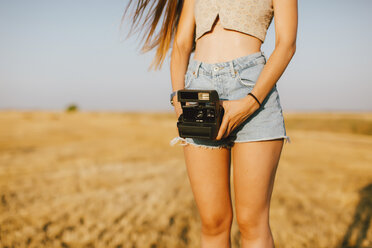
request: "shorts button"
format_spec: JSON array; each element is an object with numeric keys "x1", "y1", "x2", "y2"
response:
[{"x1": 214, "y1": 67, "x2": 219, "y2": 71}]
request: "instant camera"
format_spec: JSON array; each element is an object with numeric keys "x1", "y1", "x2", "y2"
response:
[{"x1": 176, "y1": 89, "x2": 224, "y2": 140}]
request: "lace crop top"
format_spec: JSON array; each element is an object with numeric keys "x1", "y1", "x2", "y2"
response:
[{"x1": 194, "y1": 0, "x2": 274, "y2": 43}]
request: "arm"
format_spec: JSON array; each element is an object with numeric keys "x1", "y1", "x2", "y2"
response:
[
  {"x1": 216, "y1": 0, "x2": 298, "y2": 140},
  {"x1": 242, "y1": 0, "x2": 298, "y2": 109},
  {"x1": 170, "y1": 0, "x2": 196, "y2": 119}
]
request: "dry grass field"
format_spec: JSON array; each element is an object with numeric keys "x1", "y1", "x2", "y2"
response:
[{"x1": 0, "y1": 110, "x2": 371, "y2": 248}]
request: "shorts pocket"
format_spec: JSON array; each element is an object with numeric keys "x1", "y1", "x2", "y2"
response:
[{"x1": 236, "y1": 57, "x2": 266, "y2": 87}]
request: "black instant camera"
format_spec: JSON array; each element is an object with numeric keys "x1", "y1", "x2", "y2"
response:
[{"x1": 176, "y1": 89, "x2": 224, "y2": 140}]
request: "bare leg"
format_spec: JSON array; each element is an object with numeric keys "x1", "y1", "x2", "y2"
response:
[
  {"x1": 232, "y1": 138, "x2": 284, "y2": 248},
  {"x1": 183, "y1": 144, "x2": 233, "y2": 248}
]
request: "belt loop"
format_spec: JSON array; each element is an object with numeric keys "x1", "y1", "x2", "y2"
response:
[
  {"x1": 229, "y1": 61, "x2": 235, "y2": 78},
  {"x1": 194, "y1": 61, "x2": 202, "y2": 78}
]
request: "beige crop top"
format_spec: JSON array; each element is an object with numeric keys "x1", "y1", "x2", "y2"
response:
[{"x1": 194, "y1": 0, "x2": 274, "y2": 43}]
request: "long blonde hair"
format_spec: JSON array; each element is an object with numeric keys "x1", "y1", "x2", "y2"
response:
[{"x1": 120, "y1": 0, "x2": 195, "y2": 71}]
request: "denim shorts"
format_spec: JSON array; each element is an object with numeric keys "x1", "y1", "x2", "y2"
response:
[{"x1": 170, "y1": 51, "x2": 291, "y2": 149}]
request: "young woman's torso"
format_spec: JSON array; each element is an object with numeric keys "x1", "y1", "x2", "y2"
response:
[{"x1": 193, "y1": 0, "x2": 274, "y2": 63}]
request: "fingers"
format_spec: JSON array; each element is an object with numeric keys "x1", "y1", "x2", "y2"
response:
[
  {"x1": 216, "y1": 100, "x2": 228, "y2": 140},
  {"x1": 223, "y1": 123, "x2": 231, "y2": 139},
  {"x1": 173, "y1": 104, "x2": 182, "y2": 119},
  {"x1": 216, "y1": 114, "x2": 229, "y2": 140}
]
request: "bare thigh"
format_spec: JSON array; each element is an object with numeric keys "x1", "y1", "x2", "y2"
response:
[
  {"x1": 232, "y1": 139, "x2": 284, "y2": 233},
  {"x1": 183, "y1": 145, "x2": 233, "y2": 227}
]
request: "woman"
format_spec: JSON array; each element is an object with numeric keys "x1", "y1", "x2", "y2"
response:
[{"x1": 122, "y1": 0, "x2": 297, "y2": 247}]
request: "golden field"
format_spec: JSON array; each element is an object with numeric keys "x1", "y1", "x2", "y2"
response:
[{"x1": 0, "y1": 110, "x2": 371, "y2": 248}]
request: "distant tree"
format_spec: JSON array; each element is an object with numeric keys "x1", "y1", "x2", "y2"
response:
[{"x1": 66, "y1": 103, "x2": 79, "y2": 112}]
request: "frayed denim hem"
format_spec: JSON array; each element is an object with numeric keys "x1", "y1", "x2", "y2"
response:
[
  {"x1": 234, "y1": 135, "x2": 291, "y2": 144},
  {"x1": 169, "y1": 136, "x2": 232, "y2": 149},
  {"x1": 169, "y1": 136, "x2": 188, "y2": 146}
]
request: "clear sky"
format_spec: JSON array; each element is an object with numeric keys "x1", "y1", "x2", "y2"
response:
[{"x1": 0, "y1": 0, "x2": 371, "y2": 112}]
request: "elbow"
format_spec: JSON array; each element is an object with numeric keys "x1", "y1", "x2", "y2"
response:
[
  {"x1": 290, "y1": 43, "x2": 296, "y2": 55},
  {"x1": 276, "y1": 40, "x2": 296, "y2": 56},
  {"x1": 173, "y1": 36, "x2": 194, "y2": 54}
]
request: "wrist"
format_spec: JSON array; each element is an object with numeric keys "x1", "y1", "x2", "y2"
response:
[
  {"x1": 242, "y1": 94, "x2": 261, "y2": 112},
  {"x1": 170, "y1": 90, "x2": 178, "y2": 106},
  {"x1": 172, "y1": 94, "x2": 178, "y2": 103},
  {"x1": 171, "y1": 89, "x2": 182, "y2": 106}
]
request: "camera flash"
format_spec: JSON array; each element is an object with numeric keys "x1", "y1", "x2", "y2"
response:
[{"x1": 198, "y1": 92, "x2": 210, "y2": 101}]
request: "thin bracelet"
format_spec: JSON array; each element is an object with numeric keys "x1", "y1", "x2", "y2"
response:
[{"x1": 248, "y1": 92, "x2": 262, "y2": 108}]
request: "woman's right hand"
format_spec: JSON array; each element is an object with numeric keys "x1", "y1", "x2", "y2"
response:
[{"x1": 172, "y1": 95, "x2": 183, "y2": 119}]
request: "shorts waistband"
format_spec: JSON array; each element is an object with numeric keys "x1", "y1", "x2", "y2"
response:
[{"x1": 187, "y1": 51, "x2": 267, "y2": 78}]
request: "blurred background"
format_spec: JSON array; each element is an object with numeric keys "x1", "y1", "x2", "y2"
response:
[{"x1": 0, "y1": 0, "x2": 371, "y2": 247}]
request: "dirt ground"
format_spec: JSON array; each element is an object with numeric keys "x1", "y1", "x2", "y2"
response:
[{"x1": 0, "y1": 110, "x2": 371, "y2": 248}]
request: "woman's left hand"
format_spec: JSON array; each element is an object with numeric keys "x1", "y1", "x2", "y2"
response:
[{"x1": 215, "y1": 97, "x2": 260, "y2": 140}]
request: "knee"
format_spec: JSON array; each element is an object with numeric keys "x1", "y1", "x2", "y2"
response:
[
  {"x1": 236, "y1": 211, "x2": 269, "y2": 240},
  {"x1": 201, "y1": 211, "x2": 233, "y2": 236}
]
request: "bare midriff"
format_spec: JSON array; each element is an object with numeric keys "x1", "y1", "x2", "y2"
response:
[{"x1": 193, "y1": 15, "x2": 263, "y2": 64}]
